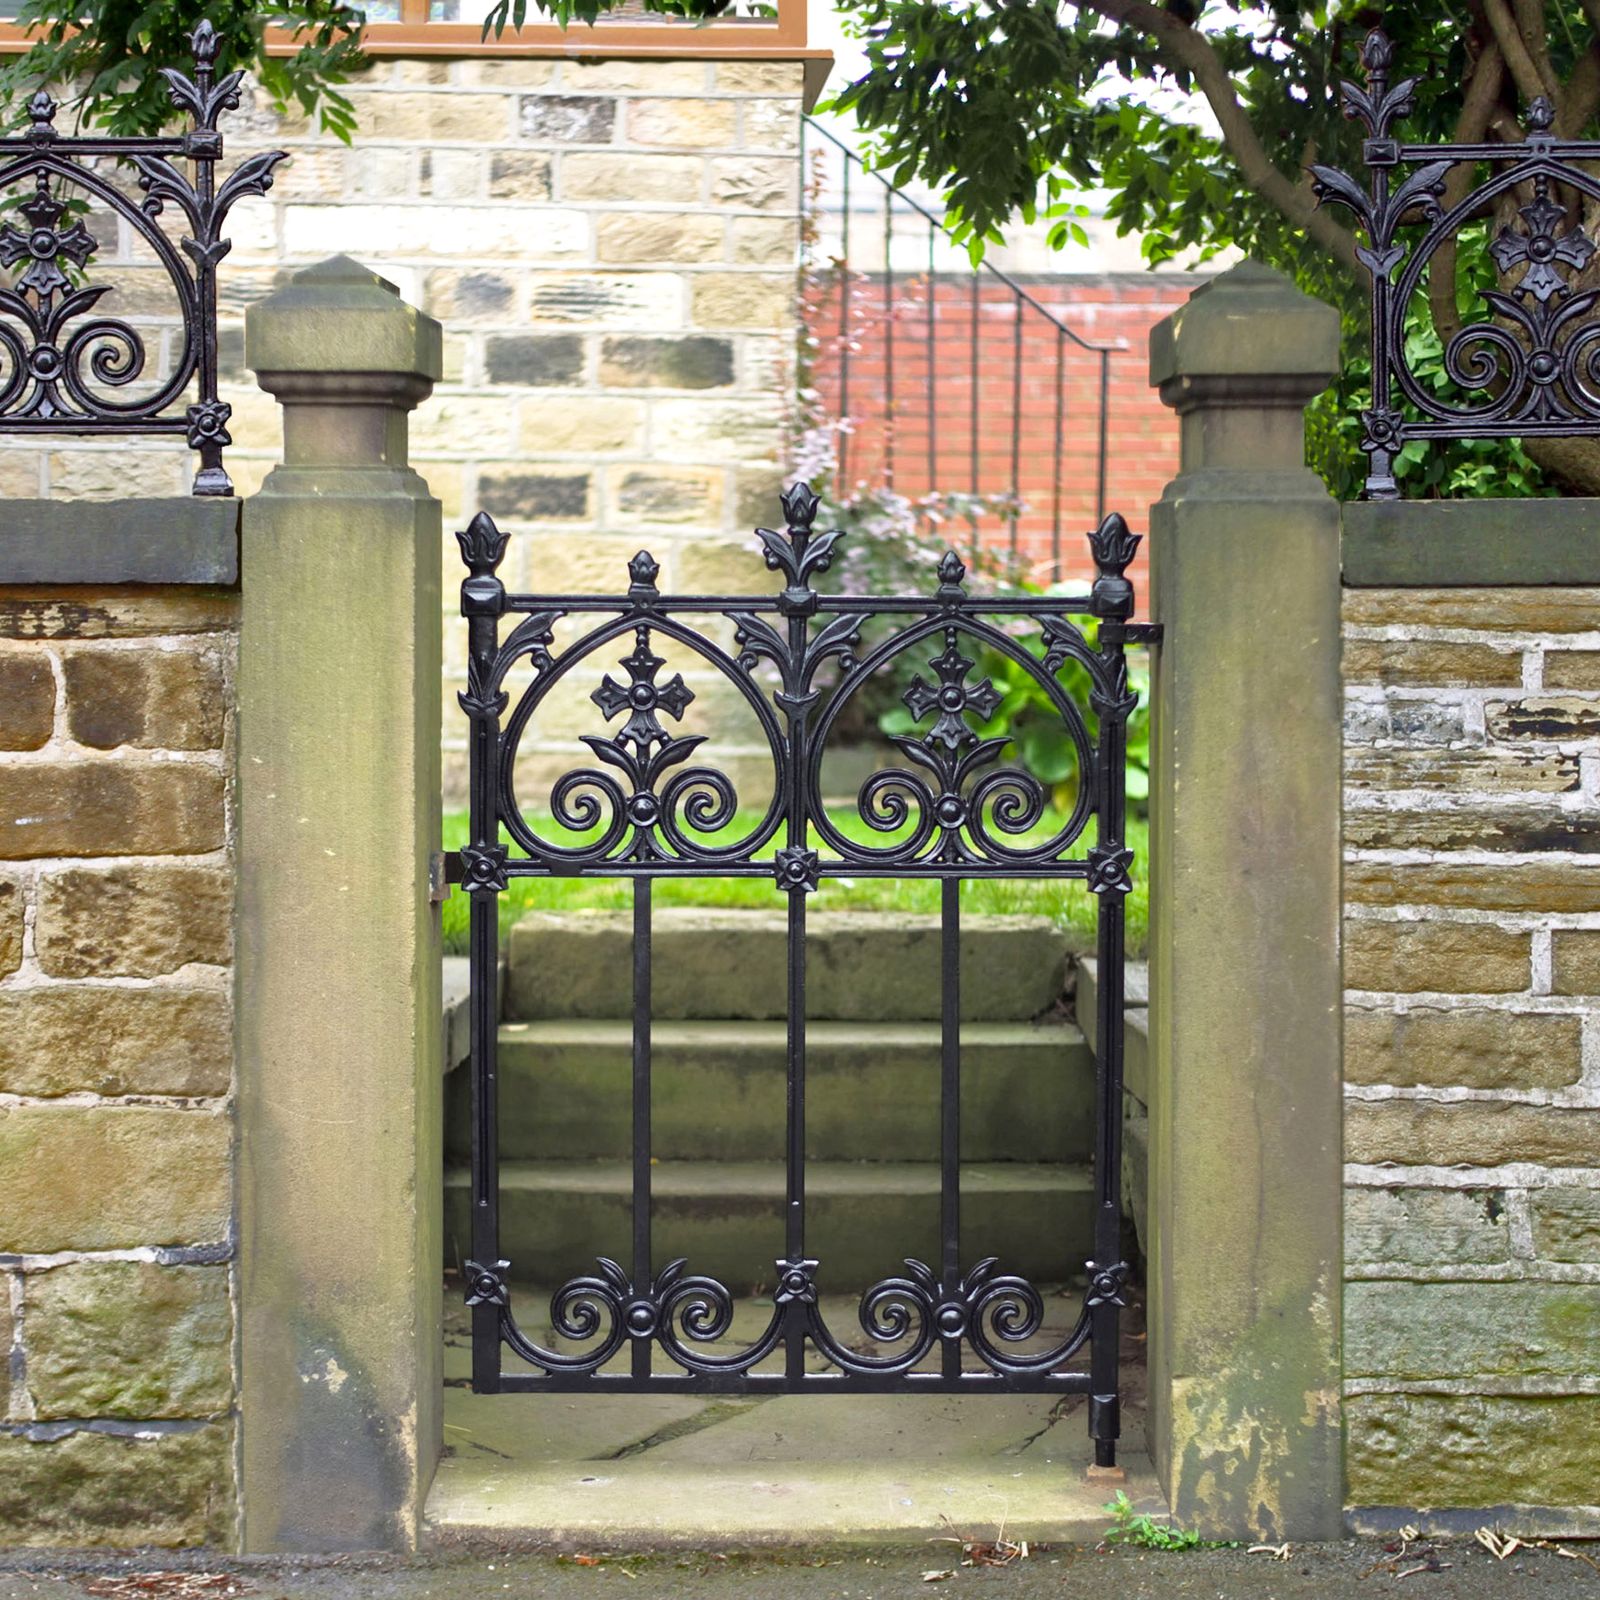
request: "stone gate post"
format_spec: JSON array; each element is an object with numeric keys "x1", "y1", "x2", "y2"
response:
[
  {"x1": 235, "y1": 256, "x2": 444, "y2": 1551},
  {"x1": 1144, "y1": 261, "x2": 1343, "y2": 1538}
]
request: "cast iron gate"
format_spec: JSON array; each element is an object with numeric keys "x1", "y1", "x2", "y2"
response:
[{"x1": 452, "y1": 483, "x2": 1151, "y2": 1468}]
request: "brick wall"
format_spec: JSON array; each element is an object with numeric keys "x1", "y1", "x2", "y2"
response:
[
  {"x1": 805, "y1": 275, "x2": 1189, "y2": 592},
  {"x1": 0, "y1": 587, "x2": 236, "y2": 1545},
  {"x1": 1342, "y1": 585, "x2": 1600, "y2": 1521}
]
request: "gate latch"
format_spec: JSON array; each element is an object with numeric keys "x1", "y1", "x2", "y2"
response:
[{"x1": 429, "y1": 851, "x2": 451, "y2": 905}]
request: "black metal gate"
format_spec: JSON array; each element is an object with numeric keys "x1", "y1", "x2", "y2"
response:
[{"x1": 452, "y1": 484, "x2": 1150, "y2": 1468}]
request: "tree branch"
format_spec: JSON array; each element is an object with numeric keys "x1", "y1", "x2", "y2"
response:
[
  {"x1": 1480, "y1": 0, "x2": 1553, "y2": 104},
  {"x1": 1511, "y1": 0, "x2": 1561, "y2": 95},
  {"x1": 1082, "y1": 0, "x2": 1360, "y2": 272}
]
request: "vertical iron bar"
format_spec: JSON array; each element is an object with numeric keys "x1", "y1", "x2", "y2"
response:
[
  {"x1": 1051, "y1": 328, "x2": 1066, "y2": 582},
  {"x1": 1088, "y1": 623, "x2": 1129, "y2": 1468},
  {"x1": 884, "y1": 180, "x2": 895, "y2": 490},
  {"x1": 1095, "y1": 350, "x2": 1110, "y2": 526},
  {"x1": 1009, "y1": 303, "x2": 1023, "y2": 564},
  {"x1": 838, "y1": 156, "x2": 851, "y2": 491},
  {"x1": 940, "y1": 875, "x2": 961, "y2": 1381},
  {"x1": 632, "y1": 876, "x2": 653, "y2": 1381},
  {"x1": 784, "y1": 608, "x2": 810, "y2": 1382},
  {"x1": 969, "y1": 273, "x2": 980, "y2": 555}
]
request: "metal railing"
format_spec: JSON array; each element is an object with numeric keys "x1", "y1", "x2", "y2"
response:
[
  {"x1": 1313, "y1": 27, "x2": 1600, "y2": 499},
  {"x1": 801, "y1": 116, "x2": 1118, "y2": 578}
]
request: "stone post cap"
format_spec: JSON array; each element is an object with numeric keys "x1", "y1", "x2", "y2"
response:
[
  {"x1": 1149, "y1": 260, "x2": 1339, "y2": 414},
  {"x1": 247, "y1": 255, "x2": 442, "y2": 407}
]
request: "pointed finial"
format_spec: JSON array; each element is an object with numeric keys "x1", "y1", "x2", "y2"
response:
[
  {"x1": 1088, "y1": 512, "x2": 1140, "y2": 619},
  {"x1": 627, "y1": 549, "x2": 660, "y2": 599},
  {"x1": 936, "y1": 549, "x2": 967, "y2": 601},
  {"x1": 1528, "y1": 95, "x2": 1556, "y2": 134},
  {"x1": 455, "y1": 511, "x2": 508, "y2": 576},
  {"x1": 779, "y1": 480, "x2": 820, "y2": 533},
  {"x1": 190, "y1": 17, "x2": 219, "y2": 69},
  {"x1": 1360, "y1": 28, "x2": 1392, "y2": 77}
]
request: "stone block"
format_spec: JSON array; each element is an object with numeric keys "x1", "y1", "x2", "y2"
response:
[
  {"x1": 349, "y1": 147, "x2": 413, "y2": 200},
  {"x1": 735, "y1": 468, "x2": 785, "y2": 527},
  {"x1": 459, "y1": 60, "x2": 557, "y2": 86},
  {"x1": 1345, "y1": 1006, "x2": 1578, "y2": 1089},
  {"x1": 285, "y1": 203, "x2": 585, "y2": 259},
  {"x1": 672, "y1": 537, "x2": 757, "y2": 591},
  {"x1": 0, "y1": 876, "x2": 18, "y2": 978},
  {"x1": 1346, "y1": 1280, "x2": 1600, "y2": 1378},
  {"x1": 1548, "y1": 934, "x2": 1600, "y2": 992},
  {"x1": 417, "y1": 393, "x2": 516, "y2": 456},
  {"x1": 519, "y1": 93, "x2": 616, "y2": 144},
  {"x1": 559, "y1": 153, "x2": 704, "y2": 204},
  {"x1": 487, "y1": 149, "x2": 552, "y2": 199},
  {"x1": 0, "y1": 649, "x2": 54, "y2": 749},
  {"x1": 1346, "y1": 1393, "x2": 1600, "y2": 1510},
  {"x1": 1346, "y1": 1100, "x2": 1600, "y2": 1167},
  {"x1": 520, "y1": 534, "x2": 643, "y2": 594},
  {"x1": 485, "y1": 333, "x2": 584, "y2": 386},
  {"x1": 1344, "y1": 748, "x2": 1580, "y2": 800},
  {"x1": 624, "y1": 97, "x2": 737, "y2": 148},
  {"x1": 596, "y1": 213, "x2": 724, "y2": 264},
  {"x1": 1543, "y1": 649, "x2": 1600, "y2": 690},
  {"x1": 359, "y1": 91, "x2": 512, "y2": 142},
  {"x1": 0, "y1": 986, "x2": 231, "y2": 1097},
  {"x1": 741, "y1": 98, "x2": 799, "y2": 151},
  {"x1": 690, "y1": 272, "x2": 796, "y2": 330},
  {"x1": 1343, "y1": 588, "x2": 1600, "y2": 633},
  {"x1": 650, "y1": 398, "x2": 784, "y2": 462},
  {"x1": 478, "y1": 470, "x2": 592, "y2": 523},
  {"x1": 1486, "y1": 697, "x2": 1600, "y2": 741},
  {"x1": 0, "y1": 1105, "x2": 229, "y2": 1251},
  {"x1": 26, "y1": 1262, "x2": 232, "y2": 1419},
  {"x1": 0, "y1": 1425, "x2": 232, "y2": 1546},
  {"x1": 424, "y1": 149, "x2": 484, "y2": 201},
  {"x1": 0, "y1": 761, "x2": 224, "y2": 859},
  {"x1": 424, "y1": 268, "x2": 518, "y2": 323},
  {"x1": 47, "y1": 449, "x2": 186, "y2": 500},
  {"x1": 714, "y1": 61, "x2": 804, "y2": 93},
  {"x1": 1342, "y1": 639, "x2": 1523, "y2": 688},
  {"x1": 1343, "y1": 801, "x2": 1594, "y2": 854},
  {"x1": 0, "y1": 591, "x2": 234, "y2": 643},
  {"x1": 710, "y1": 157, "x2": 797, "y2": 210},
  {"x1": 517, "y1": 396, "x2": 644, "y2": 454},
  {"x1": 61, "y1": 644, "x2": 226, "y2": 751},
  {"x1": 610, "y1": 466, "x2": 725, "y2": 528},
  {"x1": 1346, "y1": 859, "x2": 1600, "y2": 914},
  {"x1": 1529, "y1": 1187, "x2": 1600, "y2": 1262},
  {"x1": 527, "y1": 273, "x2": 684, "y2": 328},
  {"x1": 1344, "y1": 1186, "x2": 1510, "y2": 1266},
  {"x1": 599, "y1": 335, "x2": 734, "y2": 390},
  {"x1": 564, "y1": 60, "x2": 707, "y2": 91},
  {"x1": 36, "y1": 864, "x2": 231, "y2": 978},
  {"x1": 730, "y1": 216, "x2": 796, "y2": 265},
  {"x1": 1344, "y1": 921, "x2": 1528, "y2": 994}
]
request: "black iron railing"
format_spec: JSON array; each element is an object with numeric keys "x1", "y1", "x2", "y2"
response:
[
  {"x1": 0, "y1": 22, "x2": 284, "y2": 494},
  {"x1": 1313, "y1": 28, "x2": 1600, "y2": 498},
  {"x1": 802, "y1": 117, "x2": 1117, "y2": 577},
  {"x1": 451, "y1": 483, "x2": 1154, "y2": 1468}
]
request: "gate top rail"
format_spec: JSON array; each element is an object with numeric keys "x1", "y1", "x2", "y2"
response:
[
  {"x1": 1312, "y1": 27, "x2": 1600, "y2": 499},
  {"x1": 0, "y1": 21, "x2": 286, "y2": 495},
  {"x1": 453, "y1": 483, "x2": 1152, "y2": 891}
]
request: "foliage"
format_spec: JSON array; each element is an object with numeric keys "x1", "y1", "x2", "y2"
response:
[
  {"x1": 0, "y1": 0, "x2": 366, "y2": 138},
  {"x1": 1100, "y1": 1491, "x2": 1211, "y2": 1552}
]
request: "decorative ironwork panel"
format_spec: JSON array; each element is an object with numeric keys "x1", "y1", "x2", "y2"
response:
[
  {"x1": 0, "y1": 21, "x2": 286, "y2": 494},
  {"x1": 1312, "y1": 27, "x2": 1600, "y2": 498},
  {"x1": 454, "y1": 484, "x2": 1151, "y2": 1469}
]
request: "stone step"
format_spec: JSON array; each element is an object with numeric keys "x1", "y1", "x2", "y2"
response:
[
  {"x1": 444, "y1": 1160, "x2": 1095, "y2": 1288},
  {"x1": 447, "y1": 1017, "x2": 1095, "y2": 1163},
  {"x1": 505, "y1": 909, "x2": 1068, "y2": 1023}
]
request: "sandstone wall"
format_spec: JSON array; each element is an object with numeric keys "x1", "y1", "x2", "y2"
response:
[
  {"x1": 0, "y1": 586, "x2": 236, "y2": 1545},
  {"x1": 1342, "y1": 584, "x2": 1600, "y2": 1524}
]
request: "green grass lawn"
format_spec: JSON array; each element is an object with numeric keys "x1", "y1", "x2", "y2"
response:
[{"x1": 441, "y1": 808, "x2": 1149, "y2": 958}]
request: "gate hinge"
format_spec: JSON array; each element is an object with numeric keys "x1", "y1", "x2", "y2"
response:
[
  {"x1": 1124, "y1": 623, "x2": 1163, "y2": 646},
  {"x1": 429, "y1": 851, "x2": 452, "y2": 904}
]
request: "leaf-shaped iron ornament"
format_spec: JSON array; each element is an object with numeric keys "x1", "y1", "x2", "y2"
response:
[
  {"x1": 0, "y1": 19, "x2": 285, "y2": 493},
  {"x1": 1309, "y1": 26, "x2": 1600, "y2": 498},
  {"x1": 756, "y1": 479, "x2": 845, "y2": 614}
]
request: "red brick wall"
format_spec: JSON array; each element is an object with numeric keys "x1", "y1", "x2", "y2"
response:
[{"x1": 805, "y1": 273, "x2": 1194, "y2": 600}]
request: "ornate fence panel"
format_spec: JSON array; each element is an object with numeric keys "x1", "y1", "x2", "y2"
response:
[
  {"x1": 452, "y1": 483, "x2": 1151, "y2": 1469},
  {"x1": 1313, "y1": 27, "x2": 1600, "y2": 498},
  {"x1": 0, "y1": 21, "x2": 284, "y2": 493}
]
